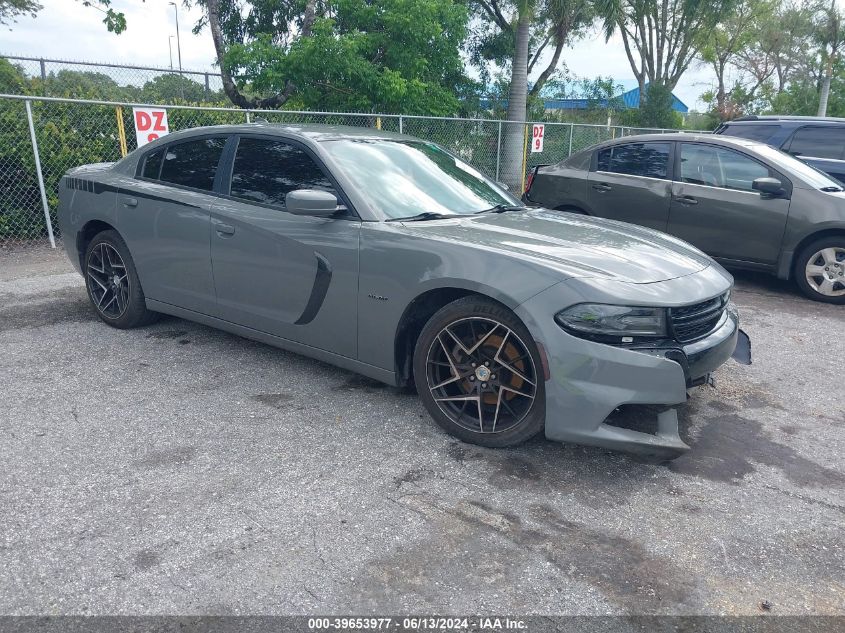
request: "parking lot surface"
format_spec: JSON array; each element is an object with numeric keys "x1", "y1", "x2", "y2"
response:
[{"x1": 1, "y1": 244, "x2": 843, "y2": 615}]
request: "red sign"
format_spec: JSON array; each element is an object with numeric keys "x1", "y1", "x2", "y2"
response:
[
  {"x1": 531, "y1": 124, "x2": 545, "y2": 153},
  {"x1": 133, "y1": 107, "x2": 170, "y2": 147}
]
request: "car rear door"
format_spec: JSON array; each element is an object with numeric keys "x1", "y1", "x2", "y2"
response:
[
  {"x1": 117, "y1": 135, "x2": 227, "y2": 315},
  {"x1": 667, "y1": 142, "x2": 791, "y2": 265},
  {"x1": 585, "y1": 141, "x2": 673, "y2": 231},
  {"x1": 784, "y1": 125, "x2": 845, "y2": 182},
  {"x1": 209, "y1": 135, "x2": 361, "y2": 359}
]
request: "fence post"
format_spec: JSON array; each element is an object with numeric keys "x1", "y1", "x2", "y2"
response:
[
  {"x1": 245, "y1": 111, "x2": 251, "y2": 123},
  {"x1": 399, "y1": 115, "x2": 403, "y2": 134},
  {"x1": 568, "y1": 123, "x2": 574, "y2": 157},
  {"x1": 39, "y1": 58, "x2": 47, "y2": 96},
  {"x1": 495, "y1": 120, "x2": 502, "y2": 181},
  {"x1": 25, "y1": 100, "x2": 56, "y2": 249}
]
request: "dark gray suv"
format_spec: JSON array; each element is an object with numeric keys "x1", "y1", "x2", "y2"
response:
[
  {"x1": 715, "y1": 115, "x2": 845, "y2": 182},
  {"x1": 524, "y1": 133, "x2": 845, "y2": 303}
]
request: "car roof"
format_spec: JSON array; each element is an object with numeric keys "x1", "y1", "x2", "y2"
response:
[
  {"x1": 592, "y1": 133, "x2": 767, "y2": 151},
  {"x1": 156, "y1": 122, "x2": 412, "y2": 144},
  {"x1": 727, "y1": 115, "x2": 845, "y2": 124}
]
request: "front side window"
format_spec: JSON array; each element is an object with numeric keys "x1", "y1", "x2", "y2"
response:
[
  {"x1": 159, "y1": 137, "x2": 227, "y2": 191},
  {"x1": 788, "y1": 126, "x2": 845, "y2": 160},
  {"x1": 680, "y1": 144, "x2": 769, "y2": 192},
  {"x1": 320, "y1": 139, "x2": 517, "y2": 219},
  {"x1": 596, "y1": 142, "x2": 670, "y2": 179},
  {"x1": 229, "y1": 138, "x2": 336, "y2": 207}
]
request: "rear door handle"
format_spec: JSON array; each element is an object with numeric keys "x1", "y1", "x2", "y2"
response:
[
  {"x1": 215, "y1": 223, "x2": 235, "y2": 236},
  {"x1": 592, "y1": 183, "x2": 612, "y2": 192},
  {"x1": 122, "y1": 197, "x2": 138, "y2": 207},
  {"x1": 674, "y1": 195, "x2": 698, "y2": 206}
]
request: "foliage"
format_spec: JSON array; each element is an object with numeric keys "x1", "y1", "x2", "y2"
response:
[
  {"x1": 192, "y1": 0, "x2": 474, "y2": 114},
  {"x1": 0, "y1": 0, "x2": 126, "y2": 32},
  {"x1": 0, "y1": 0, "x2": 41, "y2": 26}
]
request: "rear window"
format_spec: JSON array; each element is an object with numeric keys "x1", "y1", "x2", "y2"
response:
[
  {"x1": 159, "y1": 137, "x2": 227, "y2": 191},
  {"x1": 563, "y1": 149, "x2": 591, "y2": 170},
  {"x1": 788, "y1": 126, "x2": 845, "y2": 160},
  {"x1": 141, "y1": 148, "x2": 164, "y2": 180},
  {"x1": 596, "y1": 142, "x2": 670, "y2": 179},
  {"x1": 719, "y1": 124, "x2": 778, "y2": 143}
]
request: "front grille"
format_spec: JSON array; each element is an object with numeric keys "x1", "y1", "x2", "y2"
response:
[{"x1": 670, "y1": 293, "x2": 729, "y2": 343}]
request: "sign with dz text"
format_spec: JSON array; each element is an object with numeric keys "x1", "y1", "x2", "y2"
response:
[
  {"x1": 133, "y1": 107, "x2": 170, "y2": 147},
  {"x1": 531, "y1": 123, "x2": 545, "y2": 153}
]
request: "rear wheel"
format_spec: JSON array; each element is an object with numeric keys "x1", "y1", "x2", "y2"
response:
[
  {"x1": 794, "y1": 237, "x2": 845, "y2": 304},
  {"x1": 84, "y1": 230, "x2": 158, "y2": 328},
  {"x1": 413, "y1": 296, "x2": 545, "y2": 447}
]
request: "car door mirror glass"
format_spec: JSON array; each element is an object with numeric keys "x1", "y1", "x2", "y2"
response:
[
  {"x1": 752, "y1": 177, "x2": 785, "y2": 197},
  {"x1": 285, "y1": 189, "x2": 343, "y2": 217}
]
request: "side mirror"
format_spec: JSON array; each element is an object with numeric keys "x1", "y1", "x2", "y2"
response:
[
  {"x1": 285, "y1": 189, "x2": 343, "y2": 217},
  {"x1": 752, "y1": 177, "x2": 785, "y2": 198}
]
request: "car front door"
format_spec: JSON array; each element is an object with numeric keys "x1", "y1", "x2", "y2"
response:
[
  {"x1": 667, "y1": 142, "x2": 791, "y2": 265},
  {"x1": 209, "y1": 135, "x2": 360, "y2": 359},
  {"x1": 585, "y1": 141, "x2": 673, "y2": 231},
  {"x1": 117, "y1": 135, "x2": 228, "y2": 315}
]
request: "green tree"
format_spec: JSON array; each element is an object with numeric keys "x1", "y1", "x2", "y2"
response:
[
  {"x1": 1, "y1": 0, "x2": 127, "y2": 32},
  {"x1": 597, "y1": 0, "x2": 736, "y2": 103},
  {"x1": 195, "y1": 0, "x2": 472, "y2": 114},
  {"x1": 469, "y1": 0, "x2": 594, "y2": 188},
  {"x1": 140, "y1": 74, "x2": 217, "y2": 104}
]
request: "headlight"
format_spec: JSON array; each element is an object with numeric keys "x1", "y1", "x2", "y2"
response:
[{"x1": 555, "y1": 303, "x2": 668, "y2": 339}]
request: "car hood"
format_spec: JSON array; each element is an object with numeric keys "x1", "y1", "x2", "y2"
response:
[{"x1": 395, "y1": 208, "x2": 714, "y2": 284}]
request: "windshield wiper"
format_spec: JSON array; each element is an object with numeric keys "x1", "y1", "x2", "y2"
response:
[
  {"x1": 475, "y1": 204, "x2": 527, "y2": 214},
  {"x1": 385, "y1": 211, "x2": 458, "y2": 222},
  {"x1": 821, "y1": 186, "x2": 843, "y2": 192}
]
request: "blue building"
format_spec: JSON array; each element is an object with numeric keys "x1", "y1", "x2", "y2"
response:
[
  {"x1": 481, "y1": 83, "x2": 689, "y2": 114},
  {"x1": 542, "y1": 84, "x2": 689, "y2": 113}
]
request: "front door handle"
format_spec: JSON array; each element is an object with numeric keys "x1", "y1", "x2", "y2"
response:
[
  {"x1": 122, "y1": 197, "x2": 138, "y2": 207},
  {"x1": 592, "y1": 183, "x2": 612, "y2": 192},
  {"x1": 674, "y1": 195, "x2": 698, "y2": 206},
  {"x1": 215, "y1": 223, "x2": 235, "y2": 236}
]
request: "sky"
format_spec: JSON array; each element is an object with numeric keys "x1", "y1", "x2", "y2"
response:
[{"x1": 1, "y1": 0, "x2": 715, "y2": 110}]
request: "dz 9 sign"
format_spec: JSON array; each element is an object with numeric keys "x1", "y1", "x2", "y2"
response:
[
  {"x1": 133, "y1": 107, "x2": 170, "y2": 147},
  {"x1": 531, "y1": 124, "x2": 545, "y2": 153}
]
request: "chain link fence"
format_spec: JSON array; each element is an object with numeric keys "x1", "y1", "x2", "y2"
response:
[{"x1": 0, "y1": 93, "x2": 700, "y2": 248}]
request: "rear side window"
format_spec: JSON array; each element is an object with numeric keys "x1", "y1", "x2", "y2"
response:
[
  {"x1": 596, "y1": 142, "x2": 670, "y2": 179},
  {"x1": 720, "y1": 124, "x2": 778, "y2": 143},
  {"x1": 788, "y1": 126, "x2": 845, "y2": 160},
  {"x1": 159, "y1": 137, "x2": 227, "y2": 191},
  {"x1": 229, "y1": 137, "x2": 336, "y2": 207},
  {"x1": 142, "y1": 148, "x2": 164, "y2": 179}
]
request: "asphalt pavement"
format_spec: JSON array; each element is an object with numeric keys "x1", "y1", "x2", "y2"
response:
[{"x1": 1, "y1": 244, "x2": 843, "y2": 615}]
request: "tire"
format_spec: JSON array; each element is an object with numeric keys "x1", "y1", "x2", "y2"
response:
[
  {"x1": 794, "y1": 236, "x2": 845, "y2": 304},
  {"x1": 413, "y1": 295, "x2": 545, "y2": 448},
  {"x1": 84, "y1": 230, "x2": 158, "y2": 328}
]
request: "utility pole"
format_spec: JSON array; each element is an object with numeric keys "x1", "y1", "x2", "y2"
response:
[
  {"x1": 169, "y1": 2, "x2": 183, "y2": 74},
  {"x1": 168, "y1": 36, "x2": 175, "y2": 70}
]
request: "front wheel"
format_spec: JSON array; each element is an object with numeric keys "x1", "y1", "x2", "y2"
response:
[
  {"x1": 794, "y1": 237, "x2": 845, "y2": 304},
  {"x1": 84, "y1": 230, "x2": 158, "y2": 328},
  {"x1": 413, "y1": 296, "x2": 545, "y2": 448}
]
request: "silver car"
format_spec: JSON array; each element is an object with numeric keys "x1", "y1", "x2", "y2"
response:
[{"x1": 58, "y1": 124, "x2": 748, "y2": 458}]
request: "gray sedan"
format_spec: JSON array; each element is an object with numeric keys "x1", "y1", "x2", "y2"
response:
[
  {"x1": 525, "y1": 133, "x2": 845, "y2": 303},
  {"x1": 58, "y1": 124, "x2": 747, "y2": 458}
]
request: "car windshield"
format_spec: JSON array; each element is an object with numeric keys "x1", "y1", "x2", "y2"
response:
[
  {"x1": 321, "y1": 139, "x2": 520, "y2": 219},
  {"x1": 750, "y1": 142, "x2": 844, "y2": 190}
]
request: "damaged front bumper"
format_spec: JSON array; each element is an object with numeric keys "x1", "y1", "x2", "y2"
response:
[{"x1": 516, "y1": 300, "x2": 749, "y2": 460}]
